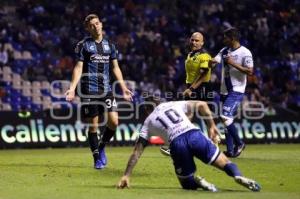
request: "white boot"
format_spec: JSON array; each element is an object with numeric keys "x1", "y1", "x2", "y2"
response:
[
  {"x1": 195, "y1": 176, "x2": 218, "y2": 192},
  {"x1": 235, "y1": 176, "x2": 261, "y2": 192}
]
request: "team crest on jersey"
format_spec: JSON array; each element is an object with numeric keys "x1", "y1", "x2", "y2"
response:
[
  {"x1": 103, "y1": 44, "x2": 110, "y2": 51},
  {"x1": 231, "y1": 55, "x2": 238, "y2": 60}
]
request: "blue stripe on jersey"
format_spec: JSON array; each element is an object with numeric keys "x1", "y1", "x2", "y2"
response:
[
  {"x1": 103, "y1": 63, "x2": 111, "y2": 92},
  {"x1": 102, "y1": 40, "x2": 112, "y2": 92},
  {"x1": 86, "y1": 41, "x2": 99, "y2": 93},
  {"x1": 221, "y1": 48, "x2": 233, "y2": 92},
  {"x1": 224, "y1": 77, "x2": 233, "y2": 92}
]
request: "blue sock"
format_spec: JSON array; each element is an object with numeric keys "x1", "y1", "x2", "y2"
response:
[
  {"x1": 224, "y1": 163, "x2": 242, "y2": 177},
  {"x1": 178, "y1": 176, "x2": 198, "y2": 190},
  {"x1": 227, "y1": 123, "x2": 243, "y2": 146},
  {"x1": 225, "y1": 130, "x2": 234, "y2": 153}
]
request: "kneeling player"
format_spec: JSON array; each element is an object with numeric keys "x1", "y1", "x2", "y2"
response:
[{"x1": 117, "y1": 98, "x2": 260, "y2": 192}]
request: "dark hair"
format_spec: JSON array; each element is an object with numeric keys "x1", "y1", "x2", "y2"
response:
[
  {"x1": 141, "y1": 95, "x2": 161, "y2": 113},
  {"x1": 223, "y1": 27, "x2": 240, "y2": 40},
  {"x1": 84, "y1": 14, "x2": 99, "y2": 27}
]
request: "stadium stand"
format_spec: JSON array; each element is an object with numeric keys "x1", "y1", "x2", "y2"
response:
[{"x1": 0, "y1": 0, "x2": 299, "y2": 113}]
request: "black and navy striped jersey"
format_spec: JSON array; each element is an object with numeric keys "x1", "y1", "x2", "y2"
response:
[{"x1": 75, "y1": 37, "x2": 118, "y2": 95}]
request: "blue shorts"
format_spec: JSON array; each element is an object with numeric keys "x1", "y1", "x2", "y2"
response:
[
  {"x1": 220, "y1": 91, "x2": 244, "y2": 119},
  {"x1": 170, "y1": 129, "x2": 220, "y2": 177}
]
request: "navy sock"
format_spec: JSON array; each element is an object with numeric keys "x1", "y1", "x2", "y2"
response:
[
  {"x1": 178, "y1": 176, "x2": 198, "y2": 190},
  {"x1": 227, "y1": 123, "x2": 243, "y2": 146},
  {"x1": 88, "y1": 132, "x2": 99, "y2": 162},
  {"x1": 224, "y1": 163, "x2": 242, "y2": 177},
  {"x1": 225, "y1": 130, "x2": 234, "y2": 153},
  {"x1": 99, "y1": 127, "x2": 115, "y2": 150}
]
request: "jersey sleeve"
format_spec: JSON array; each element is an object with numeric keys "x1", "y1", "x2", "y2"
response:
[
  {"x1": 214, "y1": 47, "x2": 227, "y2": 63},
  {"x1": 110, "y1": 43, "x2": 118, "y2": 60},
  {"x1": 139, "y1": 117, "x2": 150, "y2": 141},
  {"x1": 243, "y1": 50, "x2": 254, "y2": 68},
  {"x1": 74, "y1": 41, "x2": 84, "y2": 62},
  {"x1": 199, "y1": 53, "x2": 212, "y2": 69}
]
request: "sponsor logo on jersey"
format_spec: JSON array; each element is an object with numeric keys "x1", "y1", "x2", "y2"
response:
[
  {"x1": 89, "y1": 45, "x2": 96, "y2": 51},
  {"x1": 90, "y1": 54, "x2": 110, "y2": 63}
]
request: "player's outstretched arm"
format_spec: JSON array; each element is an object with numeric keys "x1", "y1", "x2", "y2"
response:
[
  {"x1": 209, "y1": 58, "x2": 219, "y2": 66},
  {"x1": 111, "y1": 59, "x2": 133, "y2": 101},
  {"x1": 65, "y1": 61, "x2": 83, "y2": 101},
  {"x1": 117, "y1": 137, "x2": 147, "y2": 189},
  {"x1": 188, "y1": 101, "x2": 220, "y2": 144}
]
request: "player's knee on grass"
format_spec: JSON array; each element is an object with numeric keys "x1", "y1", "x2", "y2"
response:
[{"x1": 177, "y1": 175, "x2": 198, "y2": 190}]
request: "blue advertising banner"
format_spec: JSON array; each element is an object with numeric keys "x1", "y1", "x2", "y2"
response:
[{"x1": 0, "y1": 110, "x2": 299, "y2": 149}]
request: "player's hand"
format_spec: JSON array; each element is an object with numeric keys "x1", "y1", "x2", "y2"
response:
[
  {"x1": 117, "y1": 176, "x2": 130, "y2": 189},
  {"x1": 123, "y1": 88, "x2": 133, "y2": 101},
  {"x1": 209, "y1": 59, "x2": 218, "y2": 68},
  {"x1": 183, "y1": 88, "x2": 192, "y2": 97},
  {"x1": 65, "y1": 89, "x2": 75, "y2": 102},
  {"x1": 224, "y1": 56, "x2": 235, "y2": 66},
  {"x1": 212, "y1": 134, "x2": 221, "y2": 145},
  {"x1": 208, "y1": 126, "x2": 221, "y2": 145}
]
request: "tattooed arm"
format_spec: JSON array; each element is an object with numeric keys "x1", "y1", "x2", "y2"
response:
[{"x1": 117, "y1": 137, "x2": 148, "y2": 189}]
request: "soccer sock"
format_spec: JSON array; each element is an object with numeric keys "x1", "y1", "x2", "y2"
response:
[
  {"x1": 224, "y1": 162, "x2": 242, "y2": 177},
  {"x1": 227, "y1": 123, "x2": 243, "y2": 146},
  {"x1": 225, "y1": 130, "x2": 234, "y2": 153},
  {"x1": 88, "y1": 132, "x2": 99, "y2": 162},
  {"x1": 99, "y1": 127, "x2": 115, "y2": 150},
  {"x1": 177, "y1": 176, "x2": 198, "y2": 190}
]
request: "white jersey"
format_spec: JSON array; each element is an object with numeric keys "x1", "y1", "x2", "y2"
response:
[
  {"x1": 139, "y1": 101, "x2": 198, "y2": 144},
  {"x1": 214, "y1": 46, "x2": 253, "y2": 94}
]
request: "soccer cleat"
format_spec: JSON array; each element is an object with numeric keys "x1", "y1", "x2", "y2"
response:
[
  {"x1": 234, "y1": 176, "x2": 261, "y2": 192},
  {"x1": 99, "y1": 147, "x2": 107, "y2": 166},
  {"x1": 223, "y1": 150, "x2": 235, "y2": 158},
  {"x1": 233, "y1": 143, "x2": 246, "y2": 157},
  {"x1": 160, "y1": 146, "x2": 171, "y2": 156},
  {"x1": 195, "y1": 176, "x2": 218, "y2": 192},
  {"x1": 94, "y1": 159, "x2": 105, "y2": 169}
]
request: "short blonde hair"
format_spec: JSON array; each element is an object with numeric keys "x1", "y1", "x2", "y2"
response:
[{"x1": 84, "y1": 14, "x2": 99, "y2": 27}]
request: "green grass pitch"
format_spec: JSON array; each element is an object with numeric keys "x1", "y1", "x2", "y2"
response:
[{"x1": 0, "y1": 144, "x2": 299, "y2": 199}]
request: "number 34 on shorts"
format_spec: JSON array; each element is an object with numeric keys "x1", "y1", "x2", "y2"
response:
[{"x1": 105, "y1": 98, "x2": 117, "y2": 108}]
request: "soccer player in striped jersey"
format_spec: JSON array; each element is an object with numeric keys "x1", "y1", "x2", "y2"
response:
[
  {"x1": 117, "y1": 97, "x2": 260, "y2": 192},
  {"x1": 65, "y1": 14, "x2": 133, "y2": 169},
  {"x1": 212, "y1": 27, "x2": 253, "y2": 157}
]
